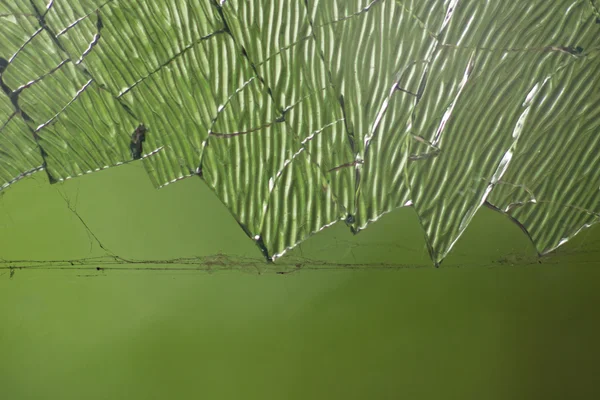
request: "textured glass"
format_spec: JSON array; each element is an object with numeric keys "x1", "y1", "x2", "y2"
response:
[{"x1": 0, "y1": 0, "x2": 598, "y2": 265}]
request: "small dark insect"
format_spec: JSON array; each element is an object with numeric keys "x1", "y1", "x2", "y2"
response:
[
  {"x1": 130, "y1": 123, "x2": 146, "y2": 160},
  {"x1": 9, "y1": 267, "x2": 15, "y2": 279}
]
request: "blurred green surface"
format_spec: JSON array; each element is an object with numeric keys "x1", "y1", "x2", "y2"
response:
[{"x1": 0, "y1": 163, "x2": 599, "y2": 399}]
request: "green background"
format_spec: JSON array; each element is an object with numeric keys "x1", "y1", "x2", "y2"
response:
[{"x1": 1, "y1": 163, "x2": 599, "y2": 399}]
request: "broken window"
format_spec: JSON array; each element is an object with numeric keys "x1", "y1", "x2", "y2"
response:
[{"x1": 0, "y1": 0, "x2": 598, "y2": 267}]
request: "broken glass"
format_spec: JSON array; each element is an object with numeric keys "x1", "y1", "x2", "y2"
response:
[{"x1": 0, "y1": 0, "x2": 598, "y2": 266}]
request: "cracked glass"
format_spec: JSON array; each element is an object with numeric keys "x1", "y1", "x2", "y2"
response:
[{"x1": 0, "y1": 0, "x2": 599, "y2": 266}]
